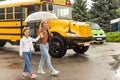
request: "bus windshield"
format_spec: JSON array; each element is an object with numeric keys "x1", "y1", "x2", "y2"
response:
[{"x1": 52, "y1": 5, "x2": 72, "y2": 19}]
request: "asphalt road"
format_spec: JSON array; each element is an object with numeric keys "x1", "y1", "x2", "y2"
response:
[{"x1": 0, "y1": 42, "x2": 120, "y2": 80}]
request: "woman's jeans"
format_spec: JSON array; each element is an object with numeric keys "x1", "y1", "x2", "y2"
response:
[
  {"x1": 39, "y1": 43, "x2": 54, "y2": 72},
  {"x1": 23, "y1": 52, "x2": 32, "y2": 73}
]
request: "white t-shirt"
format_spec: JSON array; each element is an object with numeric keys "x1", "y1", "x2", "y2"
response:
[{"x1": 19, "y1": 36, "x2": 40, "y2": 56}]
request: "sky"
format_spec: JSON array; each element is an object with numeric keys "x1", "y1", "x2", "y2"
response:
[{"x1": 86, "y1": 0, "x2": 93, "y2": 9}]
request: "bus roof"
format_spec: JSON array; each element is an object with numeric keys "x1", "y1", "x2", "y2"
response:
[
  {"x1": 110, "y1": 18, "x2": 120, "y2": 24},
  {"x1": 0, "y1": 0, "x2": 35, "y2": 4},
  {"x1": 0, "y1": 0, "x2": 70, "y2": 8},
  {"x1": 0, "y1": 0, "x2": 40, "y2": 8}
]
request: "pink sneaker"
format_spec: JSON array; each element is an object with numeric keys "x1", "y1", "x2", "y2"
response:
[{"x1": 30, "y1": 74, "x2": 38, "y2": 78}]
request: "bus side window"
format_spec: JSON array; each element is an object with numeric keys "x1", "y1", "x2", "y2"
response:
[
  {"x1": 42, "y1": 3, "x2": 53, "y2": 11},
  {"x1": 15, "y1": 7, "x2": 21, "y2": 19},
  {"x1": 34, "y1": 4, "x2": 40, "y2": 12},
  {"x1": 48, "y1": 3, "x2": 53, "y2": 11},
  {"x1": 27, "y1": 4, "x2": 40, "y2": 15},
  {"x1": 15, "y1": 7, "x2": 26, "y2": 20},
  {"x1": 28, "y1": 22, "x2": 40, "y2": 37},
  {"x1": 0, "y1": 8, "x2": 5, "y2": 20},
  {"x1": 27, "y1": 5, "x2": 34, "y2": 15},
  {"x1": 28, "y1": 23, "x2": 36, "y2": 37},
  {"x1": 42, "y1": 3, "x2": 47, "y2": 11},
  {"x1": 6, "y1": 7, "x2": 13, "y2": 19}
]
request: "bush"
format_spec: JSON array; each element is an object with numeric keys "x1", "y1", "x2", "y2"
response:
[{"x1": 106, "y1": 32, "x2": 120, "y2": 42}]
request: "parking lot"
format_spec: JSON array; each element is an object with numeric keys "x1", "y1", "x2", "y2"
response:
[{"x1": 0, "y1": 42, "x2": 120, "y2": 80}]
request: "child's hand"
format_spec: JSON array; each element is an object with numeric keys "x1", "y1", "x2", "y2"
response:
[{"x1": 40, "y1": 32, "x2": 43, "y2": 38}]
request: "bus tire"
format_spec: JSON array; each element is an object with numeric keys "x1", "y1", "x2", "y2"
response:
[
  {"x1": 99, "y1": 42, "x2": 103, "y2": 44},
  {"x1": 49, "y1": 36, "x2": 67, "y2": 58},
  {"x1": 73, "y1": 46, "x2": 89, "y2": 54},
  {"x1": 0, "y1": 41, "x2": 6, "y2": 47}
]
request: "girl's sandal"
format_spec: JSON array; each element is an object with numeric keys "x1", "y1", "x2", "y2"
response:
[
  {"x1": 30, "y1": 74, "x2": 38, "y2": 80},
  {"x1": 22, "y1": 72, "x2": 27, "y2": 79}
]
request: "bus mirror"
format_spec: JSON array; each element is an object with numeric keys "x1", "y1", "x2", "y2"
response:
[{"x1": 48, "y1": 4, "x2": 53, "y2": 11}]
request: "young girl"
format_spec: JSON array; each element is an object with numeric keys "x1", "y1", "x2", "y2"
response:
[
  {"x1": 37, "y1": 20, "x2": 60, "y2": 75},
  {"x1": 19, "y1": 27, "x2": 42, "y2": 78}
]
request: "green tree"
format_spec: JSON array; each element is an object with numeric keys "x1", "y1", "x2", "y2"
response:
[
  {"x1": 117, "y1": 7, "x2": 120, "y2": 16},
  {"x1": 0, "y1": 0, "x2": 5, "y2": 1},
  {"x1": 72, "y1": 0, "x2": 89, "y2": 21},
  {"x1": 89, "y1": 0, "x2": 119, "y2": 32},
  {"x1": 116, "y1": 0, "x2": 120, "y2": 16}
]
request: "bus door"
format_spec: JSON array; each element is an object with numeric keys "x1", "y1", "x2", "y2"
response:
[
  {"x1": 20, "y1": 4, "x2": 40, "y2": 37},
  {"x1": 22, "y1": 4, "x2": 40, "y2": 51}
]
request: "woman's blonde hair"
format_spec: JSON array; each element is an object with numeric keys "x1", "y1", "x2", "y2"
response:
[{"x1": 39, "y1": 19, "x2": 48, "y2": 29}]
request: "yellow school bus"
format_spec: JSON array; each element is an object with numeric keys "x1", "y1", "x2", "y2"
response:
[{"x1": 0, "y1": 0, "x2": 93, "y2": 58}]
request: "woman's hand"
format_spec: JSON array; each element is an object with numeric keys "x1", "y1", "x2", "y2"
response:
[
  {"x1": 39, "y1": 32, "x2": 43, "y2": 38},
  {"x1": 50, "y1": 33, "x2": 53, "y2": 36}
]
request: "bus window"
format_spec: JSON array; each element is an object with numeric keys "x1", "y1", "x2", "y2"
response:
[
  {"x1": 42, "y1": 3, "x2": 53, "y2": 11},
  {"x1": 27, "y1": 5, "x2": 40, "y2": 15},
  {"x1": 48, "y1": 3, "x2": 53, "y2": 11},
  {"x1": 42, "y1": 3, "x2": 47, "y2": 11},
  {"x1": 28, "y1": 22, "x2": 40, "y2": 37},
  {"x1": 6, "y1": 7, "x2": 13, "y2": 19},
  {"x1": 15, "y1": 7, "x2": 26, "y2": 20},
  {"x1": 27, "y1": 5, "x2": 34, "y2": 15},
  {"x1": 34, "y1": 4, "x2": 40, "y2": 12},
  {"x1": 0, "y1": 8, "x2": 4, "y2": 20},
  {"x1": 15, "y1": 7, "x2": 21, "y2": 19},
  {"x1": 52, "y1": 5, "x2": 72, "y2": 19}
]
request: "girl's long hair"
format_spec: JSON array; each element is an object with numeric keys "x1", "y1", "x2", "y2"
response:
[
  {"x1": 39, "y1": 19, "x2": 48, "y2": 30},
  {"x1": 38, "y1": 20, "x2": 50, "y2": 35}
]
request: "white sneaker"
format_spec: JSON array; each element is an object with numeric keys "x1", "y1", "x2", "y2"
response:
[
  {"x1": 51, "y1": 70, "x2": 60, "y2": 75},
  {"x1": 38, "y1": 69, "x2": 46, "y2": 74}
]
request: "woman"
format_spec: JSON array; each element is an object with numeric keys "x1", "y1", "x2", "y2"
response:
[
  {"x1": 38, "y1": 20, "x2": 59, "y2": 75},
  {"x1": 19, "y1": 27, "x2": 43, "y2": 78}
]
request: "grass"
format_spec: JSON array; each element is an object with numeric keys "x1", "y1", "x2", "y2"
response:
[{"x1": 106, "y1": 32, "x2": 120, "y2": 42}]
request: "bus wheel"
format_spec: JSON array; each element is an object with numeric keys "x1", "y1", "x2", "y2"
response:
[
  {"x1": 49, "y1": 36, "x2": 67, "y2": 58},
  {"x1": 99, "y1": 42, "x2": 104, "y2": 44},
  {"x1": 0, "y1": 41, "x2": 6, "y2": 47},
  {"x1": 73, "y1": 46, "x2": 89, "y2": 54}
]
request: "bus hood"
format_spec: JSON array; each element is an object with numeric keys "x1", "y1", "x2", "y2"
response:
[{"x1": 48, "y1": 19, "x2": 92, "y2": 38}]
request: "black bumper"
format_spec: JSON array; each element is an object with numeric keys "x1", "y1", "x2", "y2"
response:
[{"x1": 65, "y1": 37, "x2": 92, "y2": 46}]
